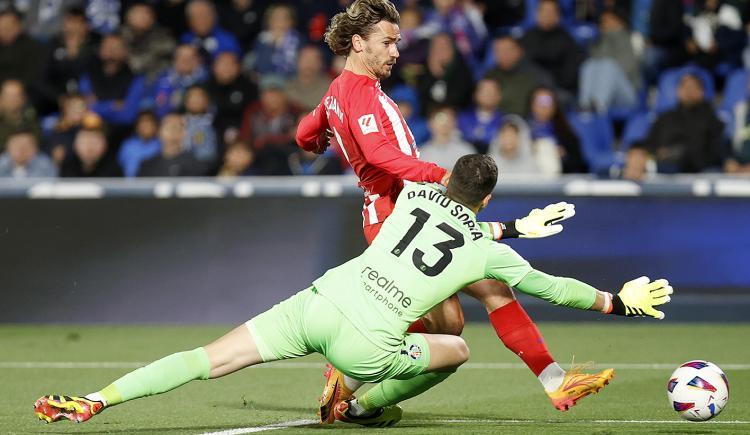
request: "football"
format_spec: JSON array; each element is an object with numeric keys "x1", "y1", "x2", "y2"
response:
[{"x1": 667, "y1": 360, "x2": 729, "y2": 421}]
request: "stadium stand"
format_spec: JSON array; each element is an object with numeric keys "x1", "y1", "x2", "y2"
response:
[{"x1": 0, "y1": 0, "x2": 748, "y2": 180}]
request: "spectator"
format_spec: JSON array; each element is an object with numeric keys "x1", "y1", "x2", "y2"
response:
[
  {"x1": 244, "y1": 3, "x2": 301, "y2": 79},
  {"x1": 43, "y1": 94, "x2": 97, "y2": 165},
  {"x1": 138, "y1": 113, "x2": 208, "y2": 176},
  {"x1": 79, "y1": 33, "x2": 146, "y2": 126},
  {"x1": 182, "y1": 85, "x2": 218, "y2": 163},
  {"x1": 0, "y1": 130, "x2": 56, "y2": 178},
  {"x1": 487, "y1": 114, "x2": 561, "y2": 176},
  {"x1": 151, "y1": 44, "x2": 208, "y2": 118},
  {"x1": 288, "y1": 147, "x2": 342, "y2": 175},
  {"x1": 578, "y1": 9, "x2": 640, "y2": 113},
  {"x1": 217, "y1": 0, "x2": 269, "y2": 50},
  {"x1": 239, "y1": 75, "x2": 302, "y2": 175},
  {"x1": 41, "y1": 7, "x2": 96, "y2": 108},
  {"x1": 727, "y1": 85, "x2": 750, "y2": 174},
  {"x1": 205, "y1": 51, "x2": 258, "y2": 145},
  {"x1": 121, "y1": 2, "x2": 176, "y2": 82},
  {"x1": 623, "y1": 73, "x2": 725, "y2": 180},
  {"x1": 0, "y1": 79, "x2": 40, "y2": 153},
  {"x1": 416, "y1": 32, "x2": 474, "y2": 116},
  {"x1": 457, "y1": 78, "x2": 504, "y2": 153},
  {"x1": 483, "y1": 35, "x2": 554, "y2": 116},
  {"x1": 284, "y1": 45, "x2": 332, "y2": 111},
  {"x1": 181, "y1": 0, "x2": 241, "y2": 60},
  {"x1": 118, "y1": 110, "x2": 161, "y2": 177},
  {"x1": 388, "y1": 6, "x2": 430, "y2": 86},
  {"x1": 521, "y1": 0, "x2": 584, "y2": 96},
  {"x1": 418, "y1": 106, "x2": 475, "y2": 168},
  {"x1": 389, "y1": 85, "x2": 430, "y2": 145},
  {"x1": 84, "y1": 0, "x2": 121, "y2": 35},
  {"x1": 14, "y1": 0, "x2": 81, "y2": 41},
  {"x1": 527, "y1": 87, "x2": 588, "y2": 173},
  {"x1": 218, "y1": 138, "x2": 255, "y2": 177},
  {"x1": 643, "y1": 0, "x2": 689, "y2": 86},
  {"x1": 421, "y1": 0, "x2": 487, "y2": 63},
  {"x1": 60, "y1": 126, "x2": 123, "y2": 177},
  {"x1": 0, "y1": 7, "x2": 44, "y2": 103},
  {"x1": 686, "y1": 0, "x2": 746, "y2": 72}
]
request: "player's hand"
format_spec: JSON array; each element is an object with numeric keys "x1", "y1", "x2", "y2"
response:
[
  {"x1": 617, "y1": 276, "x2": 673, "y2": 320},
  {"x1": 515, "y1": 202, "x2": 575, "y2": 238},
  {"x1": 313, "y1": 129, "x2": 333, "y2": 154}
]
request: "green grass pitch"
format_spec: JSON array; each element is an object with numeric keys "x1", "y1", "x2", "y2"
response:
[{"x1": 1, "y1": 323, "x2": 748, "y2": 434}]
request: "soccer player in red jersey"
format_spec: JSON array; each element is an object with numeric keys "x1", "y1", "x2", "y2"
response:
[{"x1": 296, "y1": 0, "x2": 612, "y2": 422}]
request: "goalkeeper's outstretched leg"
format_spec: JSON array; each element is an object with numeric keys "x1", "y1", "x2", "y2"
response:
[
  {"x1": 34, "y1": 288, "x2": 471, "y2": 428},
  {"x1": 34, "y1": 323, "x2": 265, "y2": 424}
]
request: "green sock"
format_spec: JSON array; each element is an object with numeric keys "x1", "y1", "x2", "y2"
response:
[
  {"x1": 98, "y1": 347, "x2": 211, "y2": 406},
  {"x1": 359, "y1": 371, "x2": 453, "y2": 411}
]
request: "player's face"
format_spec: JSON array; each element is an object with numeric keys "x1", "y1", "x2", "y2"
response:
[{"x1": 363, "y1": 21, "x2": 400, "y2": 79}]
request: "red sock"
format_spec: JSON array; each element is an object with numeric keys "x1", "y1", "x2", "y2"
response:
[
  {"x1": 406, "y1": 319, "x2": 428, "y2": 333},
  {"x1": 489, "y1": 301, "x2": 554, "y2": 376}
]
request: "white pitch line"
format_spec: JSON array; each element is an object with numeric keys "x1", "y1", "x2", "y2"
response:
[
  {"x1": 429, "y1": 419, "x2": 750, "y2": 425},
  {"x1": 196, "y1": 419, "x2": 316, "y2": 435},
  {"x1": 195, "y1": 418, "x2": 750, "y2": 435},
  {"x1": 4, "y1": 361, "x2": 750, "y2": 370}
]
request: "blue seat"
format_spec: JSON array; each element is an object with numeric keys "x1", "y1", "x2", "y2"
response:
[
  {"x1": 720, "y1": 68, "x2": 748, "y2": 113},
  {"x1": 566, "y1": 111, "x2": 616, "y2": 175},
  {"x1": 655, "y1": 66, "x2": 715, "y2": 113}
]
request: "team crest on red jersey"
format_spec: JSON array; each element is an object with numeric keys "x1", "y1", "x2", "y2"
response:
[{"x1": 358, "y1": 114, "x2": 378, "y2": 135}]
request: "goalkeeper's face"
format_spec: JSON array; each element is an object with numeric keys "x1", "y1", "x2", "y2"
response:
[{"x1": 362, "y1": 21, "x2": 401, "y2": 79}]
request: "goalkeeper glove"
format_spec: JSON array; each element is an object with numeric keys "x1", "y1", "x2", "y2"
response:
[
  {"x1": 608, "y1": 276, "x2": 673, "y2": 320},
  {"x1": 500, "y1": 202, "x2": 576, "y2": 239}
]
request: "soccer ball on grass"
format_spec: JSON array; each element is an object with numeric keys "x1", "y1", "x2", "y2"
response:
[{"x1": 667, "y1": 360, "x2": 729, "y2": 421}]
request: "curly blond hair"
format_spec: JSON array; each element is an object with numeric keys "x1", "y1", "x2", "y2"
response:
[{"x1": 324, "y1": 0, "x2": 400, "y2": 56}]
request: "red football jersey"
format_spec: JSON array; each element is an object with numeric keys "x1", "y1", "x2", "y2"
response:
[{"x1": 296, "y1": 69, "x2": 447, "y2": 227}]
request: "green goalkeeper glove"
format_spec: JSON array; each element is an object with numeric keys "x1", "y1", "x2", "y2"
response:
[
  {"x1": 500, "y1": 202, "x2": 576, "y2": 239},
  {"x1": 611, "y1": 276, "x2": 673, "y2": 320}
]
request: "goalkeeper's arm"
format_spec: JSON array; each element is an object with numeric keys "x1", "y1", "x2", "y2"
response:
[
  {"x1": 512, "y1": 271, "x2": 674, "y2": 320},
  {"x1": 480, "y1": 202, "x2": 575, "y2": 240}
]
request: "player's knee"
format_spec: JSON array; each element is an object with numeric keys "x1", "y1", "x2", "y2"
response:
[{"x1": 452, "y1": 337, "x2": 470, "y2": 365}]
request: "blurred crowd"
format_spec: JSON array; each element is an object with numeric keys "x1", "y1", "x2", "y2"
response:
[{"x1": 1, "y1": 0, "x2": 749, "y2": 181}]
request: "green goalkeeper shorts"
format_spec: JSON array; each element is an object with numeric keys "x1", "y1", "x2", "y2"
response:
[{"x1": 246, "y1": 287, "x2": 430, "y2": 383}]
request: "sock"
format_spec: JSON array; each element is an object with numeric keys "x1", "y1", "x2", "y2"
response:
[
  {"x1": 406, "y1": 319, "x2": 428, "y2": 333},
  {"x1": 489, "y1": 301, "x2": 555, "y2": 377},
  {"x1": 347, "y1": 398, "x2": 376, "y2": 417},
  {"x1": 537, "y1": 362, "x2": 566, "y2": 392},
  {"x1": 92, "y1": 347, "x2": 211, "y2": 406},
  {"x1": 84, "y1": 392, "x2": 106, "y2": 406},
  {"x1": 343, "y1": 374, "x2": 364, "y2": 392},
  {"x1": 359, "y1": 371, "x2": 452, "y2": 411}
]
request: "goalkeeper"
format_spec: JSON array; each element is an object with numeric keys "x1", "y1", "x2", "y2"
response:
[{"x1": 34, "y1": 155, "x2": 673, "y2": 427}]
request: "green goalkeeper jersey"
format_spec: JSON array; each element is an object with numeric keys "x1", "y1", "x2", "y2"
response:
[{"x1": 313, "y1": 183, "x2": 528, "y2": 349}]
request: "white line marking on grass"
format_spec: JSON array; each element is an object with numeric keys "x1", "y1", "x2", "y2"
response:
[
  {"x1": 195, "y1": 417, "x2": 750, "y2": 435},
  {"x1": 196, "y1": 419, "x2": 316, "y2": 435},
  {"x1": 428, "y1": 419, "x2": 750, "y2": 425},
  {"x1": 4, "y1": 361, "x2": 750, "y2": 370}
]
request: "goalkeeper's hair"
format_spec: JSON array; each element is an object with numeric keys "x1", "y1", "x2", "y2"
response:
[
  {"x1": 447, "y1": 155, "x2": 498, "y2": 209},
  {"x1": 325, "y1": 0, "x2": 400, "y2": 56}
]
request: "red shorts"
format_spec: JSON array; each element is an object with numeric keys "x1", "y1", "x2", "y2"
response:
[{"x1": 363, "y1": 222, "x2": 383, "y2": 246}]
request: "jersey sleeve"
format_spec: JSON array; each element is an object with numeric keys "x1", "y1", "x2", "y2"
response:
[
  {"x1": 296, "y1": 102, "x2": 330, "y2": 152},
  {"x1": 484, "y1": 243, "x2": 596, "y2": 310},
  {"x1": 349, "y1": 94, "x2": 447, "y2": 183},
  {"x1": 513, "y1": 270, "x2": 597, "y2": 310},
  {"x1": 483, "y1": 242, "x2": 533, "y2": 287}
]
